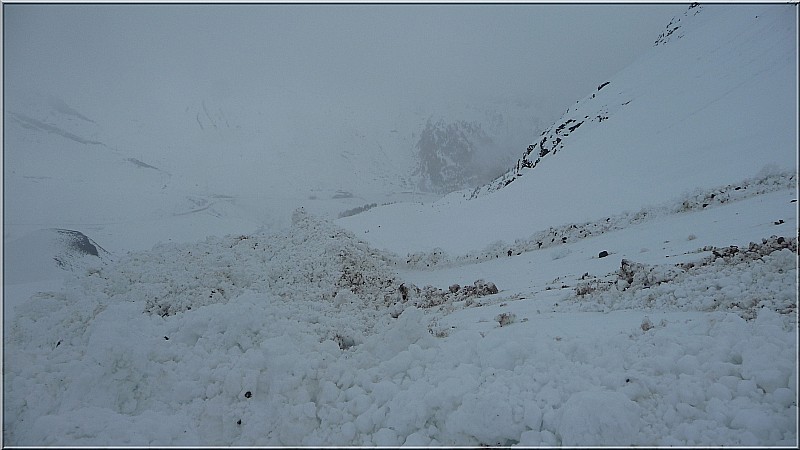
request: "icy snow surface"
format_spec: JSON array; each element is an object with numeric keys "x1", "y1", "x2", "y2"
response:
[{"x1": 3, "y1": 3, "x2": 798, "y2": 447}]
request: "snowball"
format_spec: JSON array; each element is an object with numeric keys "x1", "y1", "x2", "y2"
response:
[
  {"x1": 373, "y1": 427, "x2": 399, "y2": 446},
  {"x1": 752, "y1": 368, "x2": 788, "y2": 394},
  {"x1": 736, "y1": 379, "x2": 760, "y2": 398},
  {"x1": 339, "y1": 421, "x2": 356, "y2": 442},
  {"x1": 376, "y1": 307, "x2": 434, "y2": 355},
  {"x1": 518, "y1": 430, "x2": 544, "y2": 446},
  {"x1": 354, "y1": 411, "x2": 373, "y2": 433},
  {"x1": 769, "y1": 387, "x2": 795, "y2": 409},
  {"x1": 675, "y1": 354, "x2": 699, "y2": 375},
  {"x1": 730, "y1": 408, "x2": 774, "y2": 441},
  {"x1": 523, "y1": 403, "x2": 543, "y2": 430},
  {"x1": 556, "y1": 390, "x2": 643, "y2": 446},
  {"x1": 445, "y1": 389, "x2": 526, "y2": 444},
  {"x1": 402, "y1": 431, "x2": 432, "y2": 446},
  {"x1": 706, "y1": 382, "x2": 733, "y2": 402}
]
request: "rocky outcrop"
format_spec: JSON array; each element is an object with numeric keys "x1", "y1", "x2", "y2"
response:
[
  {"x1": 470, "y1": 4, "x2": 706, "y2": 199},
  {"x1": 413, "y1": 119, "x2": 493, "y2": 193}
]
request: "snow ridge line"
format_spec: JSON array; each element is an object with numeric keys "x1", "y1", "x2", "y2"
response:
[
  {"x1": 469, "y1": 3, "x2": 705, "y2": 199},
  {"x1": 403, "y1": 170, "x2": 796, "y2": 269}
]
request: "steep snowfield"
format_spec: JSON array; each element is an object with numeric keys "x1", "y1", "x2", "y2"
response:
[
  {"x1": 3, "y1": 3, "x2": 798, "y2": 447},
  {"x1": 337, "y1": 3, "x2": 797, "y2": 256}
]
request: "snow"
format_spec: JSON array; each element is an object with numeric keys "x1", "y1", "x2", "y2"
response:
[
  {"x1": 4, "y1": 178, "x2": 797, "y2": 445},
  {"x1": 3, "y1": 3, "x2": 798, "y2": 447},
  {"x1": 337, "y1": 4, "x2": 797, "y2": 256}
]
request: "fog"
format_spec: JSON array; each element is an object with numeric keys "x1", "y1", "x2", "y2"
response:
[
  {"x1": 4, "y1": 3, "x2": 687, "y2": 200},
  {"x1": 5, "y1": 4, "x2": 685, "y2": 120}
]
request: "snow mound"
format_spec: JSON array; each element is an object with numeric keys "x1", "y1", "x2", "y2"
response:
[
  {"x1": 572, "y1": 236, "x2": 797, "y2": 319},
  {"x1": 69, "y1": 208, "x2": 401, "y2": 320}
]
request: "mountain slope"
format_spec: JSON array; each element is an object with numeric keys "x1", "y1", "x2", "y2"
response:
[
  {"x1": 337, "y1": 3, "x2": 797, "y2": 256},
  {"x1": 3, "y1": 4, "x2": 797, "y2": 447}
]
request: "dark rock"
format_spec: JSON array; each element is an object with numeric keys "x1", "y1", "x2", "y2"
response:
[
  {"x1": 54, "y1": 229, "x2": 100, "y2": 256},
  {"x1": 399, "y1": 284, "x2": 409, "y2": 301},
  {"x1": 599, "y1": 251, "x2": 609, "y2": 258},
  {"x1": 474, "y1": 279, "x2": 499, "y2": 295}
]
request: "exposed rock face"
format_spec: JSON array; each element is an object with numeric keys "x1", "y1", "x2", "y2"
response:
[
  {"x1": 3, "y1": 228, "x2": 113, "y2": 284},
  {"x1": 654, "y1": 3, "x2": 703, "y2": 46},
  {"x1": 413, "y1": 119, "x2": 495, "y2": 193}
]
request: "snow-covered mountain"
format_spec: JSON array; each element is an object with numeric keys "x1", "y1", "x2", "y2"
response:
[
  {"x1": 338, "y1": 3, "x2": 797, "y2": 256},
  {"x1": 409, "y1": 94, "x2": 546, "y2": 193},
  {"x1": 3, "y1": 3, "x2": 797, "y2": 447},
  {"x1": 412, "y1": 118, "x2": 497, "y2": 193},
  {"x1": 469, "y1": 3, "x2": 775, "y2": 199}
]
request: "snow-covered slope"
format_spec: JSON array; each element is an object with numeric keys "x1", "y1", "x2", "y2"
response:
[
  {"x1": 3, "y1": 3, "x2": 797, "y2": 447},
  {"x1": 3, "y1": 228, "x2": 112, "y2": 285},
  {"x1": 4, "y1": 175, "x2": 797, "y2": 446},
  {"x1": 337, "y1": 3, "x2": 797, "y2": 256}
]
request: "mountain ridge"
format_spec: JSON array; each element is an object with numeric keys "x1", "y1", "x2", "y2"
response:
[
  {"x1": 337, "y1": 3, "x2": 797, "y2": 256},
  {"x1": 472, "y1": 3, "x2": 708, "y2": 198}
]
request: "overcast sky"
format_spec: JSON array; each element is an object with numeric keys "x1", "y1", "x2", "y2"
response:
[{"x1": 5, "y1": 3, "x2": 686, "y2": 123}]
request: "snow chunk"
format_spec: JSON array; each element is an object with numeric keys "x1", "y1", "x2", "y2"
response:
[{"x1": 556, "y1": 390, "x2": 643, "y2": 446}]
